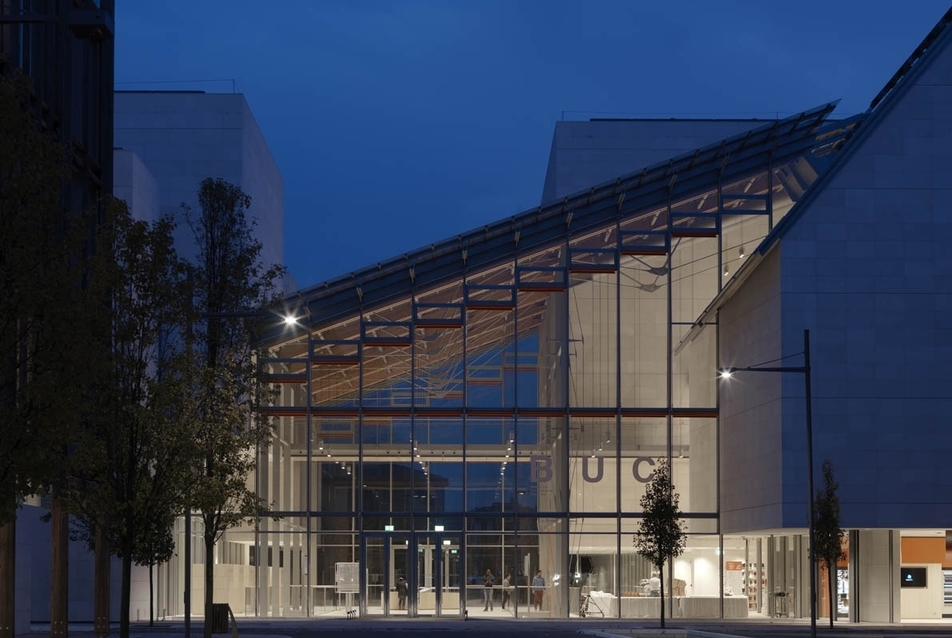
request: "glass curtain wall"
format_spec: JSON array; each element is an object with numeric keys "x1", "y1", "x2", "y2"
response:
[{"x1": 155, "y1": 150, "x2": 825, "y2": 621}]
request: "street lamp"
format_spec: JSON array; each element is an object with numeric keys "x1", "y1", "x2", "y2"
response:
[{"x1": 718, "y1": 329, "x2": 815, "y2": 638}]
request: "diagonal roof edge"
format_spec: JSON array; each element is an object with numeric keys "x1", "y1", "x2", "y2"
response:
[
  {"x1": 694, "y1": 8, "x2": 952, "y2": 329},
  {"x1": 282, "y1": 102, "x2": 838, "y2": 336},
  {"x1": 869, "y1": 7, "x2": 952, "y2": 110}
]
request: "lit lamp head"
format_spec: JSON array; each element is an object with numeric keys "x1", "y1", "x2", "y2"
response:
[
  {"x1": 718, "y1": 368, "x2": 734, "y2": 380},
  {"x1": 283, "y1": 313, "x2": 300, "y2": 328}
]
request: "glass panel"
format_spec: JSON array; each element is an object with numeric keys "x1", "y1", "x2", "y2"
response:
[
  {"x1": 255, "y1": 525, "x2": 307, "y2": 617},
  {"x1": 416, "y1": 278, "x2": 464, "y2": 307},
  {"x1": 672, "y1": 321, "x2": 717, "y2": 409},
  {"x1": 686, "y1": 517, "x2": 718, "y2": 534},
  {"x1": 619, "y1": 250, "x2": 668, "y2": 408},
  {"x1": 465, "y1": 417, "x2": 513, "y2": 513},
  {"x1": 681, "y1": 417, "x2": 717, "y2": 514},
  {"x1": 671, "y1": 235, "x2": 718, "y2": 324},
  {"x1": 568, "y1": 260, "x2": 617, "y2": 407},
  {"x1": 721, "y1": 171, "x2": 764, "y2": 197},
  {"x1": 360, "y1": 461, "x2": 418, "y2": 517},
  {"x1": 531, "y1": 530, "x2": 568, "y2": 617},
  {"x1": 519, "y1": 245, "x2": 563, "y2": 409},
  {"x1": 312, "y1": 362, "x2": 359, "y2": 408},
  {"x1": 361, "y1": 343, "x2": 411, "y2": 407},
  {"x1": 466, "y1": 533, "x2": 503, "y2": 616},
  {"x1": 465, "y1": 307, "x2": 513, "y2": 407},
  {"x1": 467, "y1": 261, "x2": 516, "y2": 288},
  {"x1": 618, "y1": 417, "x2": 667, "y2": 507},
  {"x1": 465, "y1": 262, "x2": 516, "y2": 407},
  {"x1": 435, "y1": 532, "x2": 463, "y2": 615},
  {"x1": 569, "y1": 417, "x2": 618, "y2": 514},
  {"x1": 619, "y1": 519, "x2": 656, "y2": 618},
  {"x1": 311, "y1": 338, "x2": 360, "y2": 407},
  {"x1": 414, "y1": 322, "x2": 464, "y2": 408},
  {"x1": 568, "y1": 529, "x2": 618, "y2": 618},
  {"x1": 414, "y1": 417, "x2": 463, "y2": 515},
  {"x1": 620, "y1": 205, "x2": 668, "y2": 254},
  {"x1": 364, "y1": 536, "x2": 385, "y2": 616},
  {"x1": 721, "y1": 213, "x2": 769, "y2": 283},
  {"x1": 516, "y1": 416, "x2": 566, "y2": 514},
  {"x1": 309, "y1": 524, "x2": 356, "y2": 616},
  {"x1": 672, "y1": 190, "x2": 719, "y2": 233},
  {"x1": 515, "y1": 313, "x2": 543, "y2": 408}
]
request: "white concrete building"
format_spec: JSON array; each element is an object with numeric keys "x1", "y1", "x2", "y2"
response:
[{"x1": 114, "y1": 91, "x2": 284, "y2": 270}]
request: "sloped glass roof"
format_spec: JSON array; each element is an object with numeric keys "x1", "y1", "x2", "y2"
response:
[{"x1": 271, "y1": 101, "x2": 857, "y2": 341}]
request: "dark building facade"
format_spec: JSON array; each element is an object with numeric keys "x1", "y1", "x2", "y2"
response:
[
  {"x1": 0, "y1": 0, "x2": 115, "y2": 208},
  {"x1": 0, "y1": 1, "x2": 114, "y2": 636}
]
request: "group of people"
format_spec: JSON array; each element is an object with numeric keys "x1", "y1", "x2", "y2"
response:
[
  {"x1": 394, "y1": 568, "x2": 547, "y2": 612},
  {"x1": 481, "y1": 568, "x2": 546, "y2": 611}
]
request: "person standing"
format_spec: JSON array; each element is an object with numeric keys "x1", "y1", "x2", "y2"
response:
[
  {"x1": 396, "y1": 576, "x2": 408, "y2": 610},
  {"x1": 482, "y1": 568, "x2": 495, "y2": 611},
  {"x1": 531, "y1": 569, "x2": 545, "y2": 610},
  {"x1": 501, "y1": 572, "x2": 512, "y2": 610}
]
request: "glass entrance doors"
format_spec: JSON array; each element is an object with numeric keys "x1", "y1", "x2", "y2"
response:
[
  {"x1": 416, "y1": 533, "x2": 462, "y2": 616},
  {"x1": 361, "y1": 532, "x2": 462, "y2": 618}
]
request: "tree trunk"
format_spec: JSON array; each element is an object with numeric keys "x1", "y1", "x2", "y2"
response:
[
  {"x1": 659, "y1": 566, "x2": 665, "y2": 628},
  {"x1": 0, "y1": 518, "x2": 15, "y2": 638},
  {"x1": 50, "y1": 495, "x2": 68, "y2": 638},
  {"x1": 203, "y1": 530, "x2": 214, "y2": 638},
  {"x1": 148, "y1": 563, "x2": 154, "y2": 627},
  {"x1": 828, "y1": 561, "x2": 836, "y2": 628},
  {"x1": 120, "y1": 555, "x2": 132, "y2": 638},
  {"x1": 94, "y1": 528, "x2": 110, "y2": 638}
]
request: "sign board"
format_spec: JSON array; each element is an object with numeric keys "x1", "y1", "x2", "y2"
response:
[{"x1": 335, "y1": 562, "x2": 359, "y2": 594}]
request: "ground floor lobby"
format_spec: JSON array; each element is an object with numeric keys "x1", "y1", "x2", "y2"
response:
[{"x1": 131, "y1": 525, "x2": 950, "y2": 624}]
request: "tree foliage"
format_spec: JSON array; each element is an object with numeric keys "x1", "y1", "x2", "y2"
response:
[
  {"x1": 814, "y1": 458, "x2": 845, "y2": 628},
  {"x1": 67, "y1": 201, "x2": 197, "y2": 638},
  {"x1": 183, "y1": 177, "x2": 283, "y2": 638},
  {"x1": 633, "y1": 458, "x2": 687, "y2": 628},
  {"x1": 0, "y1": 69, "x2": 81, "y2": 525}
]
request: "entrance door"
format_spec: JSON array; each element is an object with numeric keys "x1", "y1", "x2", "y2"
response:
[
  {"x1": 362, "y1": 533, "x2": 410, "y2": 617},
  {"x1": 361, "y1": 532, "x2": 462, "y2": 618},
  {"x1": 415, "y1": 532, "x2": 462, "y2": 617}
]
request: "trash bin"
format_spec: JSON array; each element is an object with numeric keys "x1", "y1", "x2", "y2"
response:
[{"x1": 210, "y1": 603, "x2": 230, "y2": 633}]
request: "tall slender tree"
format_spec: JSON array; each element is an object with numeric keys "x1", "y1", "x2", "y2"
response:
[
  {"x1": 814, "y1": 459, "x2": 846, "y2": 628},
  {"x1": 68, "y1": 201, "x2": 198, "y2": 638},
  {"x1": 184, "y1": 178, "x2": 283, "y2": 638},
  {"x1": 0, "y1": 69, "x2": 83, "y2": 638},
  {"x1": 633, "y1": 458, "x2": 687, "y2": 628}
]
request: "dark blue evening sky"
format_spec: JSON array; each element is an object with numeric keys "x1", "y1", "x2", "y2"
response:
[{"x1": 115, "y1": 1, "x2": 950, "y2": 289}]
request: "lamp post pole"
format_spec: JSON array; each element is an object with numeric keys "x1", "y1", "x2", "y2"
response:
[
  {"x1": 803, "y1": 330, "x2": 817, "y2": 638},
  {"x1": 719, "y1": 328, "x2": 816, "y2": 638}
]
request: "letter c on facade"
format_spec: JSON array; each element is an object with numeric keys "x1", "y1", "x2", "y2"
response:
[{"x1": 633, "y1": 457, "x2": 656, "y2": 483}]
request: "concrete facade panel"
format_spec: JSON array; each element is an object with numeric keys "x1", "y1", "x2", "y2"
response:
[
  {"x1": 541, "y1": 119, "x2": 773, "y2": 203},
  {"x1": 776, "y1": 25, "x2": 952, "y2": 530},
  {"x1": 114, "y1": 91, "x2": 284, "y2": 275},
  {"x1": 718, "y1": 249, "x2": 784, "y2": 533}
]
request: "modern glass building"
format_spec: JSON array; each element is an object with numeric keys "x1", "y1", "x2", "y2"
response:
[{"x1": 152, "y1": 6, "x2": 952, "y2": 625}]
